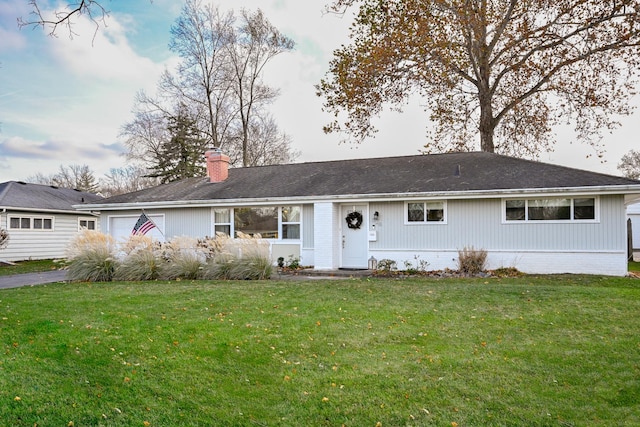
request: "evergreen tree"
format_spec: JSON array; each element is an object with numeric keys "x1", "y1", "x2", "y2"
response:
[{"x1": 148, "y1": 109, "x2": 207, "y2": 183}]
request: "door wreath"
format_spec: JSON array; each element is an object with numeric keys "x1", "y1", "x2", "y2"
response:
[{"x1": 345, "y1": 211, "x2": 363, "y2": 229}]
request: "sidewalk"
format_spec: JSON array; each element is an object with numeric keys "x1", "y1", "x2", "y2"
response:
[{"x1": 0, "y1": 270, "x2": 67, "y2": 289}]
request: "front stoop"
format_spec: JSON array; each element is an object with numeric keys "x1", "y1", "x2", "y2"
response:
[{"x1": 274, "y1": 268, "x2": 373, "y2": 280}]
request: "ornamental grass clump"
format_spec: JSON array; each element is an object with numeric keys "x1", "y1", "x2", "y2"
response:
[
  {"x1": 159, "y1": 236, "x2": 207, "y2": 280},
  {"x1": 64, "y1": 231, "x2": 272, "y2": 282},
  {"x1": 65, "y1": 230, "x2": 118, "y2": 282},
  {"x1": 204, "y1": 232, "x2": 272, "y2": 280},
  {"x1": 113, "y1": 235, "x2": 163, "y2": 281},
  {"x1": 203, "y1": 252, "x2": 236, "y2": 280},
  {"x1": 457, "y1": 246, "x2": 488, "y2": 275},
  {"x1": 161, "y1": 250, "x2": 205, "y2": 280},
  {"x1": 114, "y1": 247, "x2": 162, "y2": 281}
]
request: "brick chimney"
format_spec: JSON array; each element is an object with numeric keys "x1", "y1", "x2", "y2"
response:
[{"x1": 204, "y1": 149, "x2": 230, "y2": 183}]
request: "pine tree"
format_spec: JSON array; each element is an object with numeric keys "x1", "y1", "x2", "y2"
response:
[{"x1": 148, "y1": 109, "x2": 207, "y2": 183}]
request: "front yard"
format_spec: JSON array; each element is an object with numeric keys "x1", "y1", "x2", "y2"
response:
[{"x1": 1, "y1": 275, "x2": 639, "y2": 426}]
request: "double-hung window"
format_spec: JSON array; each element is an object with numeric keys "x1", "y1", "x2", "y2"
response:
[
  {"x1": 213, "y1": 209, "x2": 232, "y2": 236},
  {"x1": 281, "y1": 206, "x2": 301, "y2": 239},
  {"x1": 504, "y1": 197, "x2": 597, "y2": 222}
]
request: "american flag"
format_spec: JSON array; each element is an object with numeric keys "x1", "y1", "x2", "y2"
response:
[{"x1": 131, "y1": 213, "x2": 156, "y2": 235}]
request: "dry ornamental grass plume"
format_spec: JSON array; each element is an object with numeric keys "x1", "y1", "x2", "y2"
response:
[
  {"x1": 66, "y1": 230, "x2": 116, "y2": 260},
  {"x1": 119, "y1": 234, "x2": 156, "y2": 256},
  {"x1": 65, "y1": 231, "x2": 118, "y2": 282},
  {"x1": 65, "y1": 231, "x2": 273, "y2": 282}
]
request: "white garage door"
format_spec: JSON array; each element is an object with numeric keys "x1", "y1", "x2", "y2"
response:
[{"x1": 109, "y1": 214, "x2": 165, "y2": 243}]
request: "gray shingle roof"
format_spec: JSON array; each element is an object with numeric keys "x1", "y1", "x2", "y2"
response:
[
  {"x1": 0, "y1": 181, "x2": 103, "y2": 212},
  {"x1": 95, "y1": 152, "x2": 640, "y2": 205}
]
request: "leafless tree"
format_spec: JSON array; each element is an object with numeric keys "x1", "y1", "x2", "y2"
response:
[
  {"x1": 99, "y1": 164, "x2": 160, "y2": 197},
  {"x1": 226, "y1": 8, "x2": 295, "y2": 166},
  {"x1": 167, "y1": 1, "x2": 237, "y2": 150},
  {"x1": 27, "y1": 164, "x2": 99, "y2": 193},
  {"x1": 121, "y1": 1, "x2": 297, "y2": 169},
  {"x1": 618, "y1": 150, "x2": 640, "y2": 180},
  {"x1": 241, "y1": 114, "x2": 300, "y2": 167}
]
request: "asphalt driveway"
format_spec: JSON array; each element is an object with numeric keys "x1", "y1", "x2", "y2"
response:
[{"x1": 0, "y1": 270, "x2": 67, "y2": 289}]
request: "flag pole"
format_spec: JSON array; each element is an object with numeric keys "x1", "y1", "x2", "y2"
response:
[{"x1": 141, "y1": 210, "x2": 165, "y2": 239}]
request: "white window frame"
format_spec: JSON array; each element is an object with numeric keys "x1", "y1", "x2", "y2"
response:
[
  {"x1": 78, "y1": 218, "x2": 97, "y2": 231},
  {"x1": 212, "y1": 206, "x2": 302, "y2": 241},
  {"x1": 280, "y1": 206, "x2": 301, "y2": 240},
  {"x1": 8, "y1": 215, "x2": 54, "y2": 231},
  {"x1": 404, "y1": 200, "x2": 447, "y2": 225},
  {"x1": 502, "y1": 196, "x2": 599, "y2": 223},
  {"x1": 212, "y1": 208, "x2": 232, "y2": 237}
]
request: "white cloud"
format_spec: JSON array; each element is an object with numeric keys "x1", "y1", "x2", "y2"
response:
[
  {"x1": 47, "y1": 22, "x2": 162, "y2": 83},
  {"x1": 0, "y1": 0, "x2": 638, "y2": 184}
]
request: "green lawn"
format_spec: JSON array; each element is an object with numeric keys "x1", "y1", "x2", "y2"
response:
[{"x1": 1, "y1": 276, "x2": 639, "y2": 426}]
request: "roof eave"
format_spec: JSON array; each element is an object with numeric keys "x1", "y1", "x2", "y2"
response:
[
  {"x1": 1, "y1": 206, "x2": 101, "y2": 216},
  {"x1": 75, "y1": 184, "x2": 640, "y2": 211}
]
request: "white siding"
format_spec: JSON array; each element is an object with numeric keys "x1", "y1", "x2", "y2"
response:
[
  {"x1": 1, "y1": 211, "x2": 99, "y2": 262},
  {"x1": 370, "y1": 196, "x2": 624, "y2": 252},
  {"x1": 302, "y1": 204, "x2": 314, "y2": 249},
  {"x1": 370, "y1": 249, "x2": 627, "y2": 276},
  {"x1": 91, "y1": 195, "x2": 627, "y2": 275},
  {"x1": 313, "y1": 202, "x2": 339, "y2": 269},
  {"x1": 367, "y1": 195, "x2": 627, "y2": 276}
]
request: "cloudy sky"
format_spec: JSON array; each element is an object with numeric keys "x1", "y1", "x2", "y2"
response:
[{"x1": 0, "y1": 0, "x2": 638, "y2": 183}]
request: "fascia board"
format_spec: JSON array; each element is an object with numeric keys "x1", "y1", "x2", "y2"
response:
[
  {"x1": 2, "y1": 206, "x2": 100, "y2": 216},
  {"x1": 75, "y1": 184, "x2": 640, "y2": 211}
]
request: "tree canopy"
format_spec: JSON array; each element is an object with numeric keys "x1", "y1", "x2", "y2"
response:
[
  {"x1": 147, "y1": 109, "x2": 207, "y2": 183},
  {"x1": 121, "y1": 1, "x2": 297, "y2": 169},
  {"x1": 318, "y1": 0, "x2": 640, "y2": 158},
  {"x1": 618, "y1": 149, "x2": 640, "y2": 179}
]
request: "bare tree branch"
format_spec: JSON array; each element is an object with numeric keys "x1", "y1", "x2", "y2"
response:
[{"x1": 18, "y1": 0, "x2": 110, "y2": 42}]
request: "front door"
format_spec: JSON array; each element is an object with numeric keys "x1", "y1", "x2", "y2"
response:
[{"x1": 341, "y1": 204, "x2": 368, "y2": 269}]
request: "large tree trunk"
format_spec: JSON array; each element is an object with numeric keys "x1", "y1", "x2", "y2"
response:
[{"x1": 478, "y1": 90, "x2": 495, "y2": 152}]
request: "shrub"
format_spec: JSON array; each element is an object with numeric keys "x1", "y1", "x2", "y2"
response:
[
  {"x1": 161, "y1": 251, "x2": 205, "y2": 280},
  {"x1": 229, "y1": 254, "x2": 273, "y2": 280},
  {"x1": 119, "y1": 234, "x2": 156, "y2": 256},
  {"x1": 66, "y1": 246, "x2": 117, "y2": 282},
  {"x1": 457, "y1": 246, "x2": 488, "y2": 275},
  {"x1": 66, "y1": 230, "x2": 116, "y2": 259},
  {"x1": 204, "y1": 253, "x2": 236, "y2": 280},
  {"x1": 377, "y1": 259, "x2": 397, "y2": 272},
  {"x1": 66, "y1": 231, "x2": 118, "y2": 282},
  {"x1": 197, "y1": 233, "x2": 230, "y2": 259},
  {"x1": 204, "y1": 252, "x2": 272, "y2": 280},
  {"x1": 114, "y1": 248, "x2": 162, "y2": 281},
  {"x1": 64, "y1": 231, "x2": 272, "y2": 282},
  {"x1": 403, "y1": 255, "x2": 430, "y2": 274}
]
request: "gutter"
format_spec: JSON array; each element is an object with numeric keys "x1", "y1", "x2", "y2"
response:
[
  {"x1": 1, "y1": 206, "x2": 100, "y2": 216},
  {"x1": 74, "y1": 184, "x2": 640, "y2": 211}
]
